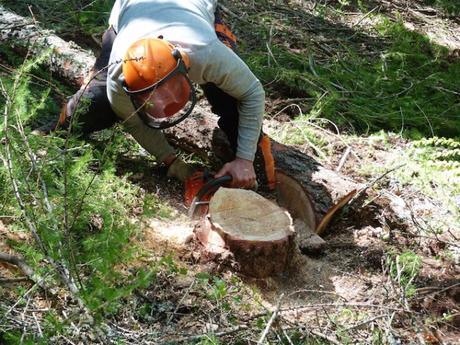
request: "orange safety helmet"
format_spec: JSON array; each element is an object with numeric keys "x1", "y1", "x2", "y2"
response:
[{"x1": 122, "y1": 37, "x2": 196, "y2": 129}]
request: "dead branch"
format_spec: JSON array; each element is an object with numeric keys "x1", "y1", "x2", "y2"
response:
[
  {"x1": 161, "y1": 325, "x2": 249, "y2": 344},
  {"x1": 336, "y1": 146, "x2": 352, "y2": 172},
  {"x1": 0, "y1": 252, "x2": 49, "y2": 290},
  {"x1": 349, "y1": 163, "x2": 407, "y2": 205},
  {"x1": 257, "y1": 293, "x2": 285, "y2": 344},
  {"x1": 0, "y1": 277, "x2": 29, "y2": 284}
]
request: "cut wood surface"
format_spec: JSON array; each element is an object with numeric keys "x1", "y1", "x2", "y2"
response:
[
  {"x1": 210, "y1": 188, "x2": 293, "y2": 241},
  {"x1": 207, "y1": 188, "x2": 295, "y2": 278},
  {"x1": 170, "y1": 117, "x2": 363, "y2": 235},
  {"x1": 0, "y1": 8, "x2": 364, "y2": 238}
]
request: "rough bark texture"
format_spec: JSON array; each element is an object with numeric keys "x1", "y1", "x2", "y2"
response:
[{"x1": 0, "y1": 5, "x2": 94, "y2": 86}]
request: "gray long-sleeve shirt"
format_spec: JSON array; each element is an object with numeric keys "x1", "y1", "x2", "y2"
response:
[{"x1": 107, "y1": 0, "x2": 265, "y2": 162}]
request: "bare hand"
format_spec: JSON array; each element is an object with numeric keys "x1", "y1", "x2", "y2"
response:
[{"x1": 215, "y1": 158, "x2": 256, "y2": 189}]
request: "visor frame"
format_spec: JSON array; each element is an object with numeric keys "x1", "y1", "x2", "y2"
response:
[{"x1": 122, "y1": 54, "x2": 197, "y2": 129}]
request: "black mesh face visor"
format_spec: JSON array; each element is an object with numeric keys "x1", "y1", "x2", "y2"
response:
[{"x1": 123, "y1": 53, "x2": 197, "y2": 129}]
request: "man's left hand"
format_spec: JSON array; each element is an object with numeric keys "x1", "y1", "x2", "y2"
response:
[{"x1": 215, "y1": 158, "x2": 256, "y2": 189}]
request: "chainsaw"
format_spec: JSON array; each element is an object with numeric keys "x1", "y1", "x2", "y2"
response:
[{"x1": 188, "y1": 175, "x2": 232, "y2": 219}]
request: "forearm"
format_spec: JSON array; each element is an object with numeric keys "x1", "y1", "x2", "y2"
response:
[{"x1": 236, "y1": 83, "x2": 265, "y2": 161}]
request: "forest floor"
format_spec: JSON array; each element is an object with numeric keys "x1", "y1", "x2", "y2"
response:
[{"x1": 0, "y1": 0, "x2": 459, "y2": 344}]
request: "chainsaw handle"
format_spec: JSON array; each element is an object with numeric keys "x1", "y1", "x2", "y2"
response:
[
  {"x1": 194, "y1": 175, "x2": 232, "y2": 202},
  {"x1": 188, "y1": 175, "x2": 232, "y2": 218}
]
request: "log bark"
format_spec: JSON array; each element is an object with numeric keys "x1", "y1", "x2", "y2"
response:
[
  {"x1": 0, "y1": 5, "x2": 95, "y2": 86},
  {"x1": 0, "y1": 7, "x2": 363, "y2": 240}
]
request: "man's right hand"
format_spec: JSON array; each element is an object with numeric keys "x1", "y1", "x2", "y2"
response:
[{"x1": 215, "y1": 157, "x2": 256, "y2": 189}]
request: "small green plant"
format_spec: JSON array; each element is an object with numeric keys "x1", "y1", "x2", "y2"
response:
[
  {"x1": 209, "y1": 277, "x2": 228, "y2": 301},
  {"x1": 397, "y1": 136, "x2": 460, "y2": 224},
  {"x1": 0, "y1": 331, "x2": 49, "y2": 345},
  {"x1": 423, "y1": 0, "x2": 460, "y2": 16},
  {"x1": 160, "y1": 255, "x2": 188, "y2": 275},
  {"x1": 197, "y1": 335, "x2": 223, "y2": 345},
  {"x1": 389, "y1": 251, "x2": 422, "y2": 298}
]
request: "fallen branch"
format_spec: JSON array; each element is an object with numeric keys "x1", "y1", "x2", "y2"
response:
[
  {"x1": 343, "y1": 314, "x2": 387, "y2": 331},
  {"x1": 257, "y1": 293, "x2": 285, "y2": 344},
  {"x1": 349, "y1": 164, "x2": 407, "y2": 205},
  {"x1": 336, "y1": 146, "x2": 352, "y2": 172},
  {"x1": 160, "y1": 325, "x2": 249, "y2": 344},
  {"x1": 0, "y1": 277, "x2": 29, "y2": 284},
  {"x1": 0, "y1": 252, "x2": 42, "y2": 286}
]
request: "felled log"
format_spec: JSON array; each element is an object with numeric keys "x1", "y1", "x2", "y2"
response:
[
  {"x1": 205, "y1": 188, "x2": 295, "y2": 277},
  {"x1": 0, "y1": 7, "x2": 363, "y2": 248},
  {"x1": 0, "y1": 5, "x2": 94, "y2": 86}
]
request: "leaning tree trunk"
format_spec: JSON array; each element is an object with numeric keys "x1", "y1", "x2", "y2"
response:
[{"x1": 0, "y1": 6, "x2": 363, "y2": 251}]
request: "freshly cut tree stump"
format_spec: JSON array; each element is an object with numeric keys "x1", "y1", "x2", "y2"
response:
[{"x1": 204, "y1": 188, "x2": 295, "y2": 278}]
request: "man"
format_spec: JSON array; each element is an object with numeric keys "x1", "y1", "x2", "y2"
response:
[{"x1": 59, "y1": 0, "x2": 275, "y2": 195}]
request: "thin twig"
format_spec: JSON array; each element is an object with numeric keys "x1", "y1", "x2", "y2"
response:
[
  {"x1": 167, "y1": 279, "x2": 196, "y2": 324},
  {"x1": 349, "y1": 164, "x2": 407, "y2": 205},
  {"x1": 309, "y1": 329, "x2": 341, "y2": 345},
  {"x1": 336, "y1": 146, "x2": 352, "y2": 172},
  {"x1": 1, "y1": 282, "x2": 39, "y2": 323},
  {"x1": 351, "y1": 6, "x2": 381, "y2": 28},
  {"x1": 343, "y1": 314, "x2": 387, "y2": 331},
  {"x1": 279, "y1": 302, "x2": 410, "y2": 314},
  {"x1": 162, "y1": 325, "x2": 249, "y2": 344},
  {"x1": 0, "y1": 277, "x2": 29, "y2": 284},
  {"x1": 257, "y1": 293, "x2": 285, "y2": 344},
  {"x1": 32, "y1": 312, "x2": 43, "y2": 338}
]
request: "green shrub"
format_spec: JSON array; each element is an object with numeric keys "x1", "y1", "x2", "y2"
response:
[{"x1": 0, "y1": 53, "x2": 157, "y2": 320}]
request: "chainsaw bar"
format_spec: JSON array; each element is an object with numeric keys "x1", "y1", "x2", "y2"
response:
[{"x1": 188, "y1": 175, "x2": 232, "y2": 219}]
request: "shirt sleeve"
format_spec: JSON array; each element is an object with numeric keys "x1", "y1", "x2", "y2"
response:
[
  {"x1": 106, "y1": 62, "x2": 176, "y2": 163},
  {"x1": 200, "y1": 40, "x2": 265, "y2": 161},
  {"x1": 108, "y1": 0, "x2": 121, "y2": 32}
]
